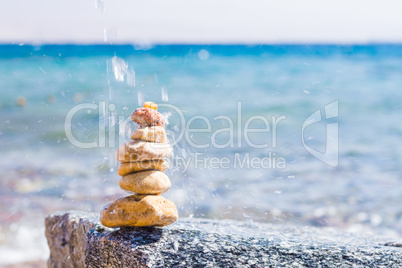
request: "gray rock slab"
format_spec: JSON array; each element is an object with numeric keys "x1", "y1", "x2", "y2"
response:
[{"x1": 45, "y1": 211, "x2": 402, "y2": 267}]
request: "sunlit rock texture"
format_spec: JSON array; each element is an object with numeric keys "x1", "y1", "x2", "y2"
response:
[{"x1": 46, "y1": 211, "x2": 402, "y2": 268}]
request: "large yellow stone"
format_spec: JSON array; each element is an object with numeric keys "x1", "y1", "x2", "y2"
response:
[
  {"x1": 117, "y1": 160, "x2": 168, "y2": 176},
  {"x1": 100, "y1": 195, "x2": 178, "y2": 227},
  {"x1": 116, "y1": 140, "x2": 172, "y2": 162},
  {"x1": 131, "y1": 126, "x2": 167, "y2": 143},
  {"x1": 119, "y1": 170, "x2": 171, "y2": 195}
]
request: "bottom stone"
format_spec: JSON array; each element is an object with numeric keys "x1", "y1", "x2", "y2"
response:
[{"x1": 100, "y1": 195, "x2": 178, "y2": 227}]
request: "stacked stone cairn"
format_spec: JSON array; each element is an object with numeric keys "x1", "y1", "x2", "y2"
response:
[{"x1": 100, "y1": 101, "x2": 178, "y2": 227}]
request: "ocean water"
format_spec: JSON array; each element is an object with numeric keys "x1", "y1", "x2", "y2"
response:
[{"x1": 1, "y1": 44, "x2": 402, "y2": 264}]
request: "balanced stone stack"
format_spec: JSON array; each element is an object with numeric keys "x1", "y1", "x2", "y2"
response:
[{"x1": 100, "y1": 101, "x2": 178, "y2": 227}]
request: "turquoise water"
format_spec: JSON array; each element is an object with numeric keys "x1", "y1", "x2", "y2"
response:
[{"x1": 1, "y1": 44, "x2": 402, "y2": 263}]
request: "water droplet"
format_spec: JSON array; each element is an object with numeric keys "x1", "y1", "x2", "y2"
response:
[{"x1": 198, "y1": 49, "x2": 209, "y2": 60}]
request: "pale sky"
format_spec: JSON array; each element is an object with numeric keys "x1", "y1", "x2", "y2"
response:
[{"x1": 1, "y1": 0, "x2": 402, "y2": 44}]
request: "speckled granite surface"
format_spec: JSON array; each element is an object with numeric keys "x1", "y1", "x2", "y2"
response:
[{"x1": 45, "y1": 211, "x2": 402, "y2": 267}]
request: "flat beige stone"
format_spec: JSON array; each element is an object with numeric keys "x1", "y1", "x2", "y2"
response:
[
  {"x1": 100, "y1": 195, "x2": 178, "y2": 227},
  {"x1": 117, "y1": 160, "x2": 168, "y2": 176},
  {"x1": 116, "y1": 140, "x2": 173, "y2": 162},
  {"x1": 119, "y1": 170, "x2": 171, "y2": 195},
  {"x1": 131, "y1": 126, "x2": 167, "y2": 143}
]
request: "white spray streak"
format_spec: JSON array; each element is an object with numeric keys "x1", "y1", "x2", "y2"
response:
[
  {"x1": 112, "y1": 56, "x2": 127, "y2": 82},
  {"x1": 104, "y1": 27, "x2": 117, "y2": 43},
  {"x1": 161, "y1": 86, "x2": 168, "y2": 102},
  {"x1": 110, "y1": 56, "x2": 135, "y2": 88},
  {"x1": 95, "y1": 0, "x2": 105, "y2": 12},
  {"x1": 126, "y1": 68, "x2": 135, "y2": 87},
  {"x1": 137, "y1": 91, "x2": 144, "y2": 106}
]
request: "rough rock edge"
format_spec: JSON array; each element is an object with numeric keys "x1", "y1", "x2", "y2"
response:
[
  {"x1": 45, "y1": 211, "x2": 402, "y2": 268},
  {"x1": 45, "y1": 211, "x2": 98, "y2": 267}
]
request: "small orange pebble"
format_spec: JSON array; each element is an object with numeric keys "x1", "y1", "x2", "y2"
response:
[
  {"x1": 143, "y1": 101, "x2": 158, "y2": 110},
  {"x1": 16, "y1": 96, "x2": 27, "y2": 107}
]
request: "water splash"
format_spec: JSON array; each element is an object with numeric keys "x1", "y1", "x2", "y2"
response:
[
  {"x1": 111, "y1": 56, "x2": 127, "y2": 82},
  {"x1": 137, "y1": 91, "x2": 144, "y2": 106},
  {"x1": 162, "y1": 112, "x2": 172, "y2": 126},
  {"x1": 110, "y1": 56, "x2": 135, "y2": 87},
  {"x1": 104, "y1": 27, "x2": 117, "y2": 43},
  {"x1": 161, "y1": 86, "x2": 168, "y2": 102},
  {"x1": 126, "y1": 68, "x2": 135, "y2": 87},
  {"x1": 95, "y1": 0, "x2": 105, "y2": 12}
]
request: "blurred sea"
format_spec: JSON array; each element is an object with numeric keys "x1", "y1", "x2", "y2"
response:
[{"x1": 1, "y1": 44, "x2": 402, "y2": 264}]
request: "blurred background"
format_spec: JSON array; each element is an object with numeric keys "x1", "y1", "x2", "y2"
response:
[{"x1": 1, "y1": 0, "x2": 402, "y2": 266}]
